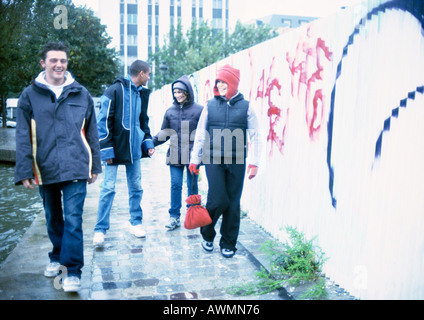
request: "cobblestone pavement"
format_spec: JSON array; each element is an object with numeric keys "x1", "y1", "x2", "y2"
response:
[
  {"x1": 0, "y1": 149, "x2": 289, "y2": 301},
  {"x1": 0, "y1": 135, "x2": 355, "y2": 303}
]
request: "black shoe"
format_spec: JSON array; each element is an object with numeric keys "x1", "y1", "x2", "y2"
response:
[
  {"x1": 201, "y1": 240, "x2": 214, "y2": 252},
  {"x1": 221, "y1": 248, "x2": 235, "y2": 258}
]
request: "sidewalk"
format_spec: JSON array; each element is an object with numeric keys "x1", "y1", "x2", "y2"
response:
[{"x1": 0, "y1": 148, "x2": 290, "y2": 301}]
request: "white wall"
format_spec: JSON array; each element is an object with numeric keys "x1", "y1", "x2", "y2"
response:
[{"x1": 148, "y1": 0, "x2": 424, "y2": 299}]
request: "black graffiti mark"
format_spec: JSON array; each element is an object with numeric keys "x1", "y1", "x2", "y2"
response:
[
  {"x1": 326, "y1": 0, "x2": 424, "y2": 209},
  {"x1": 374, "y1": 86, "x2": 424, "y2": 160}
]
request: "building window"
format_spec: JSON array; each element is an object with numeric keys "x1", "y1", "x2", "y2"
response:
[
  {"x1": 213, "y1": 0, "x2": 222, "y2": 9},
  {"x1": 127, "y1": 46, "x2": 137, "y2": 56},
  {"x1": 127, "y1": 14, "x2": 137, "y2": 24},
  {"x1": 128, "y1": 35, "x2": 137, "y2": 45}
]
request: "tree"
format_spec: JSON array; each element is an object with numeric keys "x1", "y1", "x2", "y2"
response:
[
  {"x1": 23, "y1": 0, "x2": 120, "y2": 96},
  {"x1": 0, "y1": 0, "x2": 120, "y2": 127},
  {"x1": 150, "y1": 20, "x2": 278, "y2": 90},
  {"x1": 0, "y1": 0, "x2": 33, "y2": 127}
]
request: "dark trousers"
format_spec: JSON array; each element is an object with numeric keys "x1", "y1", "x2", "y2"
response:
[{"x1": 201, "y1": 163, "x2": 246, "y2": 252}]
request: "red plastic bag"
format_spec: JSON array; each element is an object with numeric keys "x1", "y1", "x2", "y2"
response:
[{"x1": 184, "y1": 194, "x2": 212, "y2": 230}]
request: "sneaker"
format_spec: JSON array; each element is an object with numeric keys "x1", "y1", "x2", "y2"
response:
[
  {"x1": 62, "y1": 276, "x2": 81, "y2": 293},
  {"x1": 165, "y1": 217, "x2": 180, "y2": 230},
  {"x1": 201, "y1": 240, "x2": 214, "y2": 252},
  {"x1": 129, "y1": 224, "x2": 146, "y2": 238},
  {"x1": 221, "y1": 248, "x2": 236, "y2": 258},
  {"x1": 44, "y1": 262, "x2": 61, "y2": 278},
  {"x1": 93, "y1": 232, "x2": 105, "y2": 246}
]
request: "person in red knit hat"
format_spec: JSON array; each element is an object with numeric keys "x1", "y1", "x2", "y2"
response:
[{"x1": 189, "y1": 64, "x2": 262, "y2": 258}]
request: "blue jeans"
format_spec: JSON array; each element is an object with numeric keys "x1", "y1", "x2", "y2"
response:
[
  {"x1": 169, "y1": 165, "x2": 198, "y2": 218},
  {"x1": 39, "y1": 180, "x2": 87, "y2": 278},
  {"x1": 94, "y1": 159, "x2": 143, "y2": 234}
]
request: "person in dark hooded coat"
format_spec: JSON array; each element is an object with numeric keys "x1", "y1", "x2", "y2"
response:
[{"x1": 153, "y1": 75, "x2": 204, "y2": 230}]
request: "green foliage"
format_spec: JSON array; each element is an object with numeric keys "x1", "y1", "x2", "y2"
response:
[
  {"x1": 270, "y1": 226, "x2": 327, "y2": 286},
  {"x1": 150, "y1": 20, "x2": 278, "y2": 89},
  {"x1": 228, "y1": 226, "x2": 328, "y2": 300},
  {"x1": 0, "y1": 0, "x2": 119, "y2": 100}
]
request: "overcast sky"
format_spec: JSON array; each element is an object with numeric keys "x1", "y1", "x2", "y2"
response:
[
  {"x1": 72, "y1": 0, "x2": 363, "y2": 23},
  {"x1": 230, "y1": 0, "x2": 362, "y2": 22}
]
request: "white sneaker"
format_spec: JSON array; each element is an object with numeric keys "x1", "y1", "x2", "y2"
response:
[
  {"x1": 63, "y1": 276, "x2": 81, "y2": 292},
  {"x1": 129, "y1": 224, "x2": 146, "y2": 238},
  {"x1": 93, "y1": 232, "x2": 105, "y2": 246},
  {"x1": 165, "y1": 217, "x2": 181, "y2": 230},
  {"x1": 44, "y1": 262, "x2": 61, "y2": 278}
]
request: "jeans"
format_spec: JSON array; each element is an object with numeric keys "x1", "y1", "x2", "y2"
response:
[
  {"x1": 169, "y1": 165, "x2": 198, "y2": 218},
  {"x1": 201, "y1": 163, "x2": 246, "y2": 252},
  {"x1": 94, "y1": 159, "x2": 143, "y2": 234},
  {"x1": 39, "y1": 180, "x2": 87, "y2": 278}
]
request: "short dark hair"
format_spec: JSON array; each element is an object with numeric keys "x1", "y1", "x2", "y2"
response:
[
  {"x1": 40, "y1": 42, "x2": 69, "y2": 61},
  {"x1": 129, "y1": 60, "x2": 150, "y2": 76}
]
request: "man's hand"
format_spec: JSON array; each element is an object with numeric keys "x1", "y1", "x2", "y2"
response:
[
  {"x1": 88, "y1": 174, "x2": 98, "y2": 184},
  {"x1": 148, "y1": 148, "x2": 155, "y2": 157},
  {"x1": 22, "y1": 179, "x2": 36, "y2": 189}
]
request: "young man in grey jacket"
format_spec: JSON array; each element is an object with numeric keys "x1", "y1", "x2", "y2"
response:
[{"x1": 15, "y1": 42, "x2": 102, "y2": 292}]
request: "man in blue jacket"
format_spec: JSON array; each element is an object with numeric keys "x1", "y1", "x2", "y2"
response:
[
  {"x1": 14, "y1": 42, "x2": 102, "y2": 292},
  {"x1": 93, "y1": 60, "x2": 155, "y2": 246}
]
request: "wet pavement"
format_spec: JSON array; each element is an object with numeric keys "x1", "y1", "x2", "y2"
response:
[
  {"x1": 0, "y1": 140, "x2": 288, "y2": 301},
  {"x1": 0, "y1": 127, "x2": 355, "y2": 303}
]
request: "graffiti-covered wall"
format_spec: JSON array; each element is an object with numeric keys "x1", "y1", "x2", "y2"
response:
[{"x1": 149, "y1": 0, "x2": 424, "y2": 299}]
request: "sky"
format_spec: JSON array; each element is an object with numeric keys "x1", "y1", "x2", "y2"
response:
[{"x1": 72, "y1": 0, "x2": 363, "y2": 23}]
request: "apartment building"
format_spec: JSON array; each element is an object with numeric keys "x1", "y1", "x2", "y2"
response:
[{"x1": 95, "y1": 0, "x2": 230, "y2": 72}]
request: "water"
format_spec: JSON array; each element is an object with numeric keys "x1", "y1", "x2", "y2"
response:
[{"x1": 0, "y1": 163, "x2": 43, "y2": 267}]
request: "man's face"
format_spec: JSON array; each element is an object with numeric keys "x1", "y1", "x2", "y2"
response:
[
  {"x1": 139, "y1": 68, "x2": 151, "y2": 87},
  {"x1": 40, "y1": 50, "x2": 68, "y2": 86}
]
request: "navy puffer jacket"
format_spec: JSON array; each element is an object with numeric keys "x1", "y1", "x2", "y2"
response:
[{"x1": 14, "y1": 77, "x2": 102, "y2": 185}]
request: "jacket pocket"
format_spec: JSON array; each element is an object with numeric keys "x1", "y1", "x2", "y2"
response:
[{"x1": 67, "y1": 103, "x2": 88, "y2": 129}]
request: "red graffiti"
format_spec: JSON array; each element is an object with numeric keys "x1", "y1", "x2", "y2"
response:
[
  {"x1": 256, "y1": 57, "x2": 288, "y2": 156},
  {"x1": 203, "y1": 79, "x2": 211, "y2": 106},
  {"x1": 287, "y1": 27, "x2": 333, "y2": 139}
]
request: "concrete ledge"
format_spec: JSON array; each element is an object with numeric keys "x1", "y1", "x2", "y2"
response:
[{"x1": 0, "y1": 149, "x2": 15, "y2": 163}]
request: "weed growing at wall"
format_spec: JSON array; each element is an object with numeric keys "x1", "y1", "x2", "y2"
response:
[{"x1": 228, "y1": 226, "x2": 328, "y2": 299}]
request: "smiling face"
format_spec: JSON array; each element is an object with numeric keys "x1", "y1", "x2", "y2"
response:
[
  {"x1": 173, "y1": 89, "x2": 188, "y2": 104},
  {"x1": 216, "y1": 80, "x2": 228, "y2": 97},
  {"x1": 40, "y1": 50, "x2": 68, "y2": 86}
]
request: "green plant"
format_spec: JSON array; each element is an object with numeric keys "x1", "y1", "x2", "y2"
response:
[
  {"x1": 228, "y1": 225, "x2": 328, "y2": 299},
  {"x1": 299, "y1": 278, "x2": 328, "y2": 300},
  {"x1": 273, "y1": 226, "x2": 327, "y2": 286}
]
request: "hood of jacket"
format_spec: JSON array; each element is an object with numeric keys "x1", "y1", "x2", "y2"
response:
[
  {"x1": 171, "y1": 75, "x2": 195, "y2": 107},
  {"x1": 35, "y1": 71, "x2": 75, "y2": 88}
]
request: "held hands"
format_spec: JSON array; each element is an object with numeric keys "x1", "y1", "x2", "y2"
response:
[
  {"x1": 189, "y1": 163, "x2": 200, "y2": 175},
  {"x1": 247, "y1": 165, "x2": 258, "y2": 180}
]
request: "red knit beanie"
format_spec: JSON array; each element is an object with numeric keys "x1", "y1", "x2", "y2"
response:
[{"x1": 214, "y1": 64, "x2": 240, "y2": 100}]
